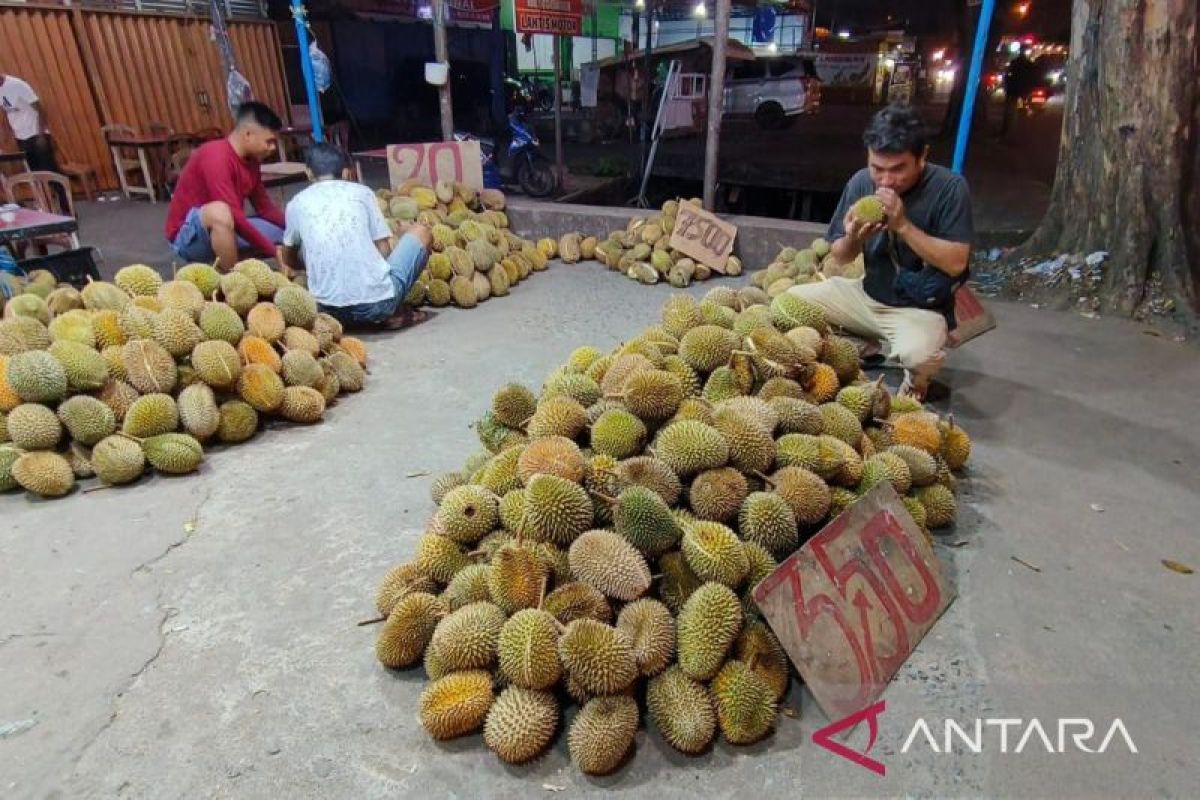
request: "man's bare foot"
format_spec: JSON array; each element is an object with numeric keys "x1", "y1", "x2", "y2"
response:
[{"x1": 379, "y1": 308, "x2": 429, "y2": 330}]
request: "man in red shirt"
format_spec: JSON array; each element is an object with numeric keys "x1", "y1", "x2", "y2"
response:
[{"x1": 165, "y1": 102, "x2": 285, "y2": 270}]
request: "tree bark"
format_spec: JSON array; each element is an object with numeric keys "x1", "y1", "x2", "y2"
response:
[{"x1": 1019, "y1": 0, "x2": 1199, "y2": 316}]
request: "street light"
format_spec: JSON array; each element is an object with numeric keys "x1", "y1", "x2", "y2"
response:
[
  {"x1": 836, "y1": 29, "x2": 850, "y2": 39},
  {"x1": 932, "y1": 48, "x2": 945, "y2": 61},
  {"x1": 635, "y1": 0, "x2": 644, "y2": 8},
  {"x1": 693, "y1": 1, "x2": 706, "y2": 18},
  {"x1": 1015, "y1": 2, "x2": 1030, "y2": 17}
]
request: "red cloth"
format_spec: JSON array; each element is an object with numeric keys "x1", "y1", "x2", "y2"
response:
[{"x1": 165, "y1": 139, "x2": 285, "y2": 258}]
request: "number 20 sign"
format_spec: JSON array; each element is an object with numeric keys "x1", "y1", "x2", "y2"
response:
[
  {"x1": 387, "y1": 141, "x2": 484, "y2": 192},
  {"x1": 753, "y1": 483, "x2": 955, "y2": 722}
]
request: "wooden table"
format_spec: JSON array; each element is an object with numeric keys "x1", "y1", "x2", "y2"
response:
[
  {"x1": 0, "y1": 207, "x2": 79, "y2": 247},
  {"x1": 260, "y1": 161, "x2": 309, "y2": 203},
  {"x1": 352, "y1": 148, "x2": 388, "y2": 183},
  {"x1": 105, "y1": 133, "x2": 170, "y2": 203}
]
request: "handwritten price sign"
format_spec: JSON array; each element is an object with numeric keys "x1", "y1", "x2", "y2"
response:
[
  {"x1": 667, "y1": 201, "x2": 737, "y2": 273},
  {"x1": 386, "y1": 141, "x2": 484, "y2": 192},
  {"x1": 753, "y1": 483, "x2": 954, "y2": 721}
]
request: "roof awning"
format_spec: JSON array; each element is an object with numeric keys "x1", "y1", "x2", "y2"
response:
[{"x1": 591, "y1": 37, "x2": 757, "y2": 69}]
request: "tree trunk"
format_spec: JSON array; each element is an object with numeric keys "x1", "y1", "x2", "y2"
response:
[{"x1": 1019, "y1": 0, "x2": 1200, "y2": 316}]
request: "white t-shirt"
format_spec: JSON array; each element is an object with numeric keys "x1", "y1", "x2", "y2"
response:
[
  {"x1": 283, "y1": 179, "x2": 395, "y2": 307},
  {"x1": 0, "y1": 76, "x2": 42, "y2": 141}
]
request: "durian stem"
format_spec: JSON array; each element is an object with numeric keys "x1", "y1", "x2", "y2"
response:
[
  {"x1": 466, "y1": 549, "x2": 487, "y2": 559},
  {"x1": 753, "y1": 470, "x2": 777, "y2": 488},
  {"x1": 82, "y1": 485, "x2": 114, "y2": 494},
  {"x1": 537, "y1": 574, "x2": 548, "y2": 610},
  {"x1": 589, "y1": 490, "x2": 619, "y2": 507},
  {"x1": 356, "y1": 615, "x2": 387, "y2": 626}
]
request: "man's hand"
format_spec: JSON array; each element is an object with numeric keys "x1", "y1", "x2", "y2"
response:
[
  {"x1": 843, "y1": 205, "x2": 886, "y2": 246},
  {"x1": 875, "y1": 188, "x2": 910, "y2": 234}
]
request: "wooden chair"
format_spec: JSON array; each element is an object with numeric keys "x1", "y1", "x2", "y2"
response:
[
  {"x1": 59, "y1": 162, "x2": 98, "y2": 201},
  {"x1": 103, "y1": 123, "x2": 156, "y2": 202},
  {"x1": 0, "y1": 171, "x2": 80, "y2": 252}
]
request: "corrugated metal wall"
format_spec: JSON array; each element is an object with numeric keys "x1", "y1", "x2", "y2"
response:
[
  {"x1": 0, "y1": 6, "x2": 114, "y2": 185},
  {"x1": 0, "y1": 6, "x2": 289, "y2": 191}
]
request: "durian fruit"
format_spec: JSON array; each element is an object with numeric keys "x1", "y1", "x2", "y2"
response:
[
  {"x1": 569, "y1": 695, "x2": 639, "y2": 775},
  {"x1": 557, "y1": 618, "x2": 638, "y2": 696},
  {"x1": 175, "y1": 263, "x2": 221, "y2": 298},
  {"x1": 820, "y1": 335, "x2": 861, "y2": 384},
  {"x1": 523, "y1": 473, "x2": 593, "y2": 545},
  {"x1": 712, "y1": 660, "x2": 777, "y2": 745},
  {"x1": 616, "y1": 456, "x2": 683, "y2": 506},
  {"x1": 568, "y1": 529, "x2": 651, "y2": 602},
  {"x1": 376, "y1": 592, "x2": 446, "y2": 668},
  {"x1": 437, "y1": 484, "x2": 499, "y2": 544},
  {"x1": 327, "y1": 351, "x2": 366, "y2": 392},
  {"x1": 219, "y1": 271, "x2": 258, "y2": 315},
  {"x1": 736, "y1": 621, "x2": 790, "y2": 701},
  {"x1": 738, "y1": 491, "x2": 799, "y2": 557},
  {"x1": 775, "y1": 434, "x2": 844, "y2": 479},
  {"x1": 375, "y1": 561, "x2": 438, "y2": 615},
  {"x1": 653, "y1": 420, "x2": 730, "y2": 478},
  {"x1": 543, "y1": 581, "x2": 612, "y2": 625},
  {"x1": 517, "y1": 435, "x2": 585, "y2": 484},
  {"x1": 282, "y1": 326, "x2": 319, "y2": 357},
  {"x1": 90, "y1": 434, "x2": 145, "y2": 485},
  {"x1": 498, "y1": 608, "x2": 562, "y2": 690},
  {"x1": 616, "y1": 598, "x2": 675, "y2": 677},
  {"x1": 12, "y1": 450, "x2": 75, "y2": 497},
  {"x1": 914, "y1": 484, "x2": 956, "y2": 528},
  {"x1": 647, "y1": 665, "x2": 717, "y2": 754},
  {"x1": 142, "y1": 432, "x2": 203, "y2": 474},
  {"x1": 483, "y1": 687, "x2": 559, "y2": 764},
  {"x1": 415, "y1": 531, "x2": 470, "y2": 584},
  {"x1": 192, "y1": 340, "x2": 242, "y2": 390},
  {"x1": 123, "y1": 393, "x2": 179, "y2": 438},
  {"x1": 92, "y1": 311, "x2": 126, "y2": 349},
  {"x1": 682, "y1": 521, "x2": 749, "y2": 587},
  {"x1": 889, "y1": 411, "x2": 943, "y2": 455},
  {"x1": 273, "y1": 286, "x2": 318, "y2": 328},
  {"x1": 770, "y1": 293, "x2": 828, "y2": 334},
  {"x1": 97, "y1": 379, "x2": 138, "y2": 422},
  {"x1": 420, "y1": 670, "x2": 495, "y2": 740},
  {"x1": 217, "y1": 400, "x2": 259, "y2": 444},
  {"x1": 0, "y1": 445, "x2": 21, "y2": 491},
  {"x1": 246, "y1": 303, "x2": 286, "y2": 342},
  {"x1": 6, "y1": 403, "x2": 62, "y2": 450},
  {"x1": 677, "y1": 582, "x2": 743, "y2": 681},
  {"x1": 46, "y1": 287, "x2": 84, "y2": 316},
  {"x1": 610, "y1": 485, "x2": 683, "y2": 558},
  {"x1": 6, "y1": 349, "x2": 68, "y2": 403},
  {"x1": 4, "y1": 293, "x2": 51, "y2": 324},
  {"x1": 851, "y1": 195, "x2": 886, "y2": 223},
  {"x1": 198, "y1": 302, "x2": 245, "y2": 344},
  {"x1": 57, "y1": 396, "x2": 116, "y2": 446},
  {"x1": 939, "y1": 417, "x2": 971, "y2": 470},
  {"x1": 122, "y1": 339, "x2": 177, "y2": 395},
  {"x1": 678, "y1": 325, "x2": 739, "y2": 374},
  {"x1": 428, "y1": 601, "x2": 506, "y2": 671},
  {"x1": 615, "y1": 369, "x2": 684, "y2": 422},
  {"x1": 487, "y1": 544, "x2": 547, "y2": 614},
  {"x1": 278, "y1": 385, "x2": 326, "y2": 423},
  {"x1": 765, "y1": 465, "x2": 832, "y2": 525},
  {"x1": 178, "y1": 383, "x2": 221, "y2": 440},
  {"x1": 157, "y1": 279, "x2": 205, "y2": 318},
  {"x1": 590, "y1": 408, "x2": 647, "y2": 459},
  {"x1": 151, "y1": 308, "x2": 204, "y2": 359},
  {"x1": 237, "y1": 363, "x2": 285, "y2": 413},
  {"x1": 688, "y1": 467, "x2": 750, "y2": 523},
  {"x1": 48, "y1": 309, "x2": 96, "y2": 347},
  {"x1": 819, "y1": 401, "x2": 864, "y2": 446},
  {"x1": 441, "y1": 562, "x2": 493, "y2": 610},
  {"x1": 233, "y1": 259, "x2": 277, "y2": 297}
]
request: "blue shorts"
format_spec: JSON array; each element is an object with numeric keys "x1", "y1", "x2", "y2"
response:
[
  {"x1": 318, "y1": 234, "x2": 429, "y2": 326},
  {"x1": 170, "y1": 207, "x2": 284, "y2": 263}
]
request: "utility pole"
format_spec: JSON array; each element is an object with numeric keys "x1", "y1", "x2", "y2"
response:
[
  {"x1": 702, "y1": 0, "x2": 730, "y2": 210},
  {"x1": 432, "y1": 0, "x2": 454, "y2": 141},
  {"x1": 553, "y1": 35, "x2": 565, "y2": 186}
]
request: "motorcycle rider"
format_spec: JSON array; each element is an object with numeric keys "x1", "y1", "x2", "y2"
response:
[{"x1": 999, "y1": 48, "x2": 1036, "y2": 139}]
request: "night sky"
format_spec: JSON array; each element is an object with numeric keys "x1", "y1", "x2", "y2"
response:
[{"x1": 810, "y1": 0, "x2": 1073, "y2": 42}]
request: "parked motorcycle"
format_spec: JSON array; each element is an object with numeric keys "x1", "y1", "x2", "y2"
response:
[{"x1": 455, "y1": 112, "x2": 558, "y2": 198}]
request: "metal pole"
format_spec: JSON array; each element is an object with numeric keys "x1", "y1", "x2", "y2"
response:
[
  {"x1": 553, "y1": 35, "x2": 565, "y2": 186},
  {"x1": 703, "y1": 0, "x2": 729, "y2": 210},
  {"x1": 640, "y1": 3, "x2": 653, "y2": 186},
  {"x1": 952, "y1": 0, "x2": 996, "y2": 173},
  {"x1": 432, "y1": 0, "x2": 454, "y2": 141},
  {"x1": 290, "y1": 0, "x2": 323, "y2": 141}
]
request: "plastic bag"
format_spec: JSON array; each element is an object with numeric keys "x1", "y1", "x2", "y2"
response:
[
  {"x1": 226, "y1": 68, "x2": 253, "y2": 114},
  {"x1": 310, "y1": 41, "x2": 332, "y2": 93}
]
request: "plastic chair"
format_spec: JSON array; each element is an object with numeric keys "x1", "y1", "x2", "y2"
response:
[
  {"x1": 103, "y1": 123, "x2": 156, "y2": 202},
  {"x1": 0, "y1": 171, "x2": 80, "y2": 252}
]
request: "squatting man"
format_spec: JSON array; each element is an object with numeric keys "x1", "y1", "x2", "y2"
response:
[{"x1": 790, "y1": 104, "x2": 974, "y2": 400}]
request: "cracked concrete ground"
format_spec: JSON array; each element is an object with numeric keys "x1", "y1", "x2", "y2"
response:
[{"x1": 2, "y1": 262, "x2": 1198, "y2": 798}]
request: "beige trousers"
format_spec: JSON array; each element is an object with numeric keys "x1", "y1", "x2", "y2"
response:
[{"x1": 788, "y1": 277, "x2": 948, "y2": 382}]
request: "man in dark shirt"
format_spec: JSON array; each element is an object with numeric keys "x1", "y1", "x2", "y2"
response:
[
  {"x1": 1000, "y1": 49, "x2": 1037, "y2": 138},
  {"x1": 789, "y1": 104, "x2": 973, "y2": 399},
  {"x1": 165, "y1": 102, "x2": 286, "y2": 271}
]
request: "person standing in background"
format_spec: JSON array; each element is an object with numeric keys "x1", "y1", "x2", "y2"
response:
[{"x1": 0, "y1": 73, "x2": 69, "y2": 210}]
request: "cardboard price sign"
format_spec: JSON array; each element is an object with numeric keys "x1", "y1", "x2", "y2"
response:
[
  {"x1": 752, "y1": 483, "x2": 955, "y2": 722},
  {"x1": 386, "y1": 141, "x2": 484, "y2": 192},
  {"x1": 667, "y1": 202, "x2": 737, "y2": 274},
  {"x1": 515, "y1": 0, "x2": 583, "y2": 36}
]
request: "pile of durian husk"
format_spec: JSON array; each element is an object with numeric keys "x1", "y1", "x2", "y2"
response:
[
  {"x1": 376, "y1": 182, "x2": 559, "y2": 309},
  {"x1": 750, "y1": 239, "x2": 866, "y2": 299},
  {"x1": 555, "y1": 198, "x2": 743, "y2": 288},
  {"x1": 1, "y1": 261, "x2": 365, "y2": 499},
  {"x1": 371, "y1": 287, "x2": 970, "y2": 775}
]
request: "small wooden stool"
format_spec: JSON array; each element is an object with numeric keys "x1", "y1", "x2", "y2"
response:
[{"x1": 60, "y1": 162, "x2": 97, "y2": 201}]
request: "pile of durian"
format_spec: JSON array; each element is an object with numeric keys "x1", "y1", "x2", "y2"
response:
[
  {"x1": 562, "y1": 199, "x2": 743, "y2": 287},
  {"x1": 377, "y1": 182, "x2": 557, "y2": 309},
  {"x1": 749, "y1": 238, "x2": 866, "y2": 300},
  {"x1": 0, "y1": 261, "x2": 366, "y2": 498},
  {"x1": 370, "y1": 287, "x2": 970, "y2": 774}
]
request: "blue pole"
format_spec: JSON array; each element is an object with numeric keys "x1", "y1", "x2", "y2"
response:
[
  {"x1": 291, "y1": 0, "x2": 324, "y2": 142},
  {"x1": 951, "y1": 0, "x2": 996, "y2": 174}
]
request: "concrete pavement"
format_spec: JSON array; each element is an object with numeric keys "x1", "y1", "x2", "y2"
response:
[{"x1": 2, "y1": 259, "x2": 1197, "y2": 798}]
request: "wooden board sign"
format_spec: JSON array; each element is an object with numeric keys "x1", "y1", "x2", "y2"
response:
[
  {"x1": 752, "y1": 483, "x2": 955, "y2": 722},
  {"x1": 668, "y1": 201, "x2": 737, "y2": 274},
  {"x1": 387, "y1": 141, "x2": 484, "y2": 193},
  {"x1": 515, "y1": 0, "x2": 583, "y2": 36},
  {"x1": 947, "y1": 285, "x2": 997, "y2": 348}
]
